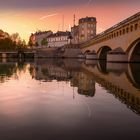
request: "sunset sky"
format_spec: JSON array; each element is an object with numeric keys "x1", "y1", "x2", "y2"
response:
[{"x1": 0, "y1": 0, "x2": 140, "y2": 42}]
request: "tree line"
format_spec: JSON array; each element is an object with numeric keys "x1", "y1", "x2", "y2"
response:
[{"x1": 0, "y1": 29, "x2": 27, "y2": 51}]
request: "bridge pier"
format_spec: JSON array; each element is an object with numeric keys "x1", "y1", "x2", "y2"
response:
[
  {"x1": 78, "y1": 54, "x2": 85, "y2": 59},
  {"x1": 107, "y1": 53, "x2": 128, "y2": 62},
  {"x1": 107, "y1": 63, "x2": 128, "y2": 73},
  {"x1": 85, "y1": 60, "x2": 98, "y2": 66},
  {"x1": 107, "y1": 48, "x2": 128, "y2": 62},
  {"x1": 86, "y1": 52, "x2": 98, "y2": 60}
]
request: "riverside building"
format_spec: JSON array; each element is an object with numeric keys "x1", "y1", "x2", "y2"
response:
[
  {"x1": 47, "y1": 31, "x2": 71, "y2": 48},
  {"x1": 29, "y1": 30, "x2": 53, "y2": 47},
  {"x1": 71, "y1": 17, "x2": 97, "y2": 44}
]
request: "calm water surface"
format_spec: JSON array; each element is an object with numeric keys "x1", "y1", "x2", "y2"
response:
[{"x1": 0, "y1": 59, "x2": 140, "y2": 140}]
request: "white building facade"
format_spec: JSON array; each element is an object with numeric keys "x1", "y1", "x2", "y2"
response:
[{"x1": 47, "y1": 31, "x2": 71, "y2": 48}]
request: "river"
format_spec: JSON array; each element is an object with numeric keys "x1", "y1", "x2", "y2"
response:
[{"x1": 0, "y1": 59, "x2": 139, "y2": 140}]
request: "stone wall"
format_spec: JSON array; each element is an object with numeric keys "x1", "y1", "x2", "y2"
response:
[{"x1": 62, "y1": 48, "x2": 81, "y2": 58}]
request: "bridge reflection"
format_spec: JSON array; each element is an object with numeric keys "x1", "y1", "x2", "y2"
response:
[
  {"x1": 0, "y1": 59, "x2": 140, "y2": 114},
  {"x1": 83, "y1": 61, "x2": 140, "y2": 114}
]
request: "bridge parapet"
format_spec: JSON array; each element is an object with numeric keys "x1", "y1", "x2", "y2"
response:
[{"x1": 80, "y1": 12, "x2": 140, "y2": 48}]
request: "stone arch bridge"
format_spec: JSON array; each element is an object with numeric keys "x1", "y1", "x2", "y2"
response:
[{"x1": 80, "y1": 12, "x2": 140, "y2": 62}]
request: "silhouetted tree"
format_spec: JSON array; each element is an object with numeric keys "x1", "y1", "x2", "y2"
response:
[
  {"x1": 35, "y1": 42, "x2": 39, "y2": 47},
  {"x1": 0, "y1": 29, "x2": 27, "y2": 51},
  {"x1": 41, "y1": 38, "x2": 48, "y2": 46}
]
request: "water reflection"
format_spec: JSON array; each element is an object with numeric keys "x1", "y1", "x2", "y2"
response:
[
  {"x1": 0, "y1": 59, "x2": 140, "y2": 140},
  {"x1": 0, "y1": 63, "x2": 16, "y2": 83},
  {"x1": 0, "y1": 59, "x2": 140, "y2": 114}
]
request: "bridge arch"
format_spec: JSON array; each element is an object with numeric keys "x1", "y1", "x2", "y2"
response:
[
  {"x1": 126, "y1": 63, "x2": 140, "y2": 89},
  {"x1": 97, "y1": 46, "x2": 112, "y2": 60},
  {"x1": 84, "y1": 50, "x2": 91, "y2": 55},
  {"x1": 127, "y1": 38, "x2": 140, "y2": 62},
  {"x1": 97, "y1": 60, "x2": 108, "y2": 74}
]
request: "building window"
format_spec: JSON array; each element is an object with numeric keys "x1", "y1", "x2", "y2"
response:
[
  {"x1": 120, "y1": 30, "x2": 122, "y2": 35},
  {"x1": 135, "y1": 24, "x2": 138, "y2": 30},
  {"x1": 130, "y1": 25, "x2": 133, "y2": 31},
  {"x1": 88, "y1": 24, "x2": 90, "y2": 28},
  {"x1": 112, "y1": 34, "x2": 113, "y2": 38},
  {"x1": 82, "y1": 30, "x2": 84, "y2": 35},
  {"x1": 123, "y1": 29, "x2": 125, "y2": 34},
  {"x1": 91, "y1": 30, "x2": 94, "y2": 34},
  {"x1": 126, "y1": 27, "x2": 129, "y2": 33},
  {"x1": 91, "y1": 24, "x2": 94, "y2": 28}
]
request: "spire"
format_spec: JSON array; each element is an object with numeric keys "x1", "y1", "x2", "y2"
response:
[
  {"x1": 73, "y1": 14, "x2": 76, "y2": 26},
  {"x1": 62, "y1": 15, "x2": 64, "y2": 31}
]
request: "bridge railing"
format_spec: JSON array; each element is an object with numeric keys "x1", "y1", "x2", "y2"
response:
[{"x1": 80, "y1": 12, "x2": 140, "y2": 48}]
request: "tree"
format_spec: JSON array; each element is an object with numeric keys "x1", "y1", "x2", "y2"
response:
[
  {"x1": 21, "y1": 40, "x2": 26, "y2": 47},
  {"x1": 0, "y1": 38, "x2": 17, "y2": 51},
  {"x1": 11, "y1": 33, "x2": 20, "y2": 43},
  {"x1": 41, "y1": 38, "x2": 48, "y2": 46},
  {"x1": 35, "y1": 42, "x2": 39, "y2": 47},
  {"x1": 28, "y1": 39, "x2": 33, "y2": 47},
  {"x1": 0, "y1": 29, "x2": 27, "y2": 51}
]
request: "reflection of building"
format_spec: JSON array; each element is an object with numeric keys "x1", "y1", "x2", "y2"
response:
[
  {"x1": 32, "y1": 60, "x2": 71, "y2": 81},
  {"x1": 71, "y1": 17, "x2": 97, "y2": 44},
  {"x1": 77, "y1": 72, "x2": 95, "y2": 97},
  {"x1": 71, "y1": 71, "x2": 95, "y2": 97},
  {"x1": 47, "y1": 31, "x2": 71, "y2": 48},
  {"x1": 32, "y1": 59, "x2": 95, "y2": 97}
]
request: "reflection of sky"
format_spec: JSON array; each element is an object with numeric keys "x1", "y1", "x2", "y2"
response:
[{"x1": 0, "y1": 0, "x2": 139, "y2": 41}]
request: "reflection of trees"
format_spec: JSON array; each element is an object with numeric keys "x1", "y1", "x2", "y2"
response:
[
  {"x1": 0, "y1": 64, "x2": 17, "y2": 83},
  {"x1": 0, "y1": 64, "x2": 16, "y2": 76},
  {"x1": 41, "y1": 68, "x2": 49, "y2": 76},
  {"x1": 17, "y1": 61, "x2": 27, "y2": 72},
  {"x1": 29, "y1": 66, "x2": 36, "y2": 79},
  {"x1": 0, "y1": 61, "x2": 28, "y2": 83}
]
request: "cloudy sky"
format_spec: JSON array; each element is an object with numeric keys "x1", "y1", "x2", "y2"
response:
[
  {"x1": 0, "y1": 0, "x2": 140, "y2": 9},
  {"x1": 0, "y1": 0, "x2": 139, "y2": 41}
]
